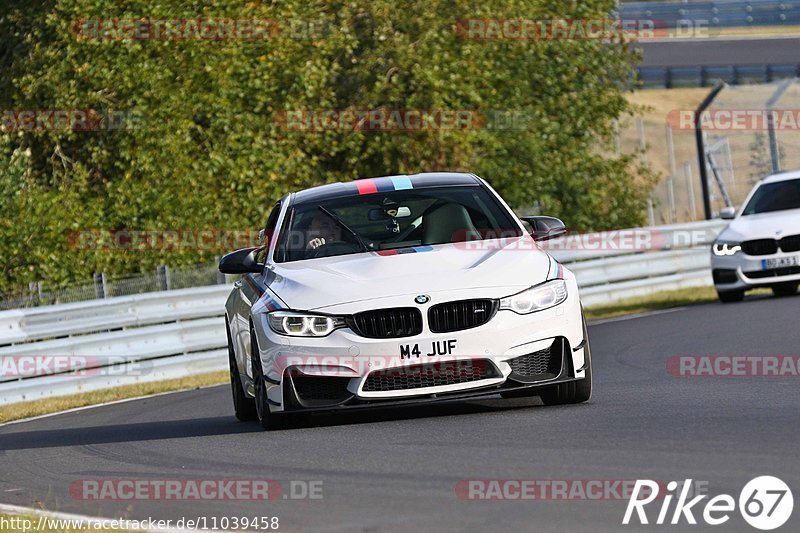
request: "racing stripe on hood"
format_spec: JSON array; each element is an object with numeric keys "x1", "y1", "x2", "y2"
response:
[
  {"x1": 356, "y1": 179, "x2": 378, "y2": 195},
  {"x1": 251, "y1": 290, "x2": 284, "y2": 314},
  {"x1": 376, "y1": 245, "x2": 433, "y2": 256},
  {"x1": 546, "y1": 255, "x2": 564, "y2": 280},
  {"x1": 390, "y1": 176, "x2": 413, "y2": 190},
  {"x1": 355, "y1": 175, "x2": 415, "y2": 195}
]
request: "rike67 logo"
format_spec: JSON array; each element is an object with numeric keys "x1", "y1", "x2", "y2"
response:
[{"x1": 624, "y1": 477, "x2": 793, "y2": 530}]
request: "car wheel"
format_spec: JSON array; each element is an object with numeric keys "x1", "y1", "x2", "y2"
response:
[
  {"x1": 251, "y1": 329, "x2": 289, "y2": 430},
  {"x1": 227, "y1": 320, "x2": 256, "y2": 421},
  {"x1": 772, "y1": 282, "x2": 798, "y2": 297},
  {"x1": 540, "y1": 311, "x2": 592, "y2": 405},
  {"x1": 717, "y1": 289, "x2": 744, "y2": 303}
]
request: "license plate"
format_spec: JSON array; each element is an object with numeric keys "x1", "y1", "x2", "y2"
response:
[
  {"x1": 400, "y1": 339, "x2": 457, "y2": 359},
  {"x1": 763, "y1": 256, "x2": 799, "y2": 269}
]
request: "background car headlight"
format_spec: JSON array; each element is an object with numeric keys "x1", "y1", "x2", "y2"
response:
[
  {"x1": 267, "y1": 311, "x2": 346, "y2": 337},
  {"x1": 712, "y1": 242, "x2": 741, "y2": 256},
  {"x1": 499, "y1": 279, "x2": 568, "y2": 314}
]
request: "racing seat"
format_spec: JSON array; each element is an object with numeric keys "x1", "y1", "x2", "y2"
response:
[{"x1": 422, "y1": 202, "x2": 478, "y2": 245}]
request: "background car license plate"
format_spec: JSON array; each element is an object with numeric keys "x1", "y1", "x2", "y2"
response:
[{"x1": 763, "y1": 256, "x2": 800, "y2": 269}]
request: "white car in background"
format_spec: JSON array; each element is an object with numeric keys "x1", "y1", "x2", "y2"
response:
[
  {"x1": 711, "y1": 170, "x2": 800, "y2": 302},
  {"x1": 219, "y1": 172, "x2": 592, "y2": 429}
]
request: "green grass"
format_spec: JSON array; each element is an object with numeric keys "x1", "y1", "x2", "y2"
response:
[
  {"x1": 712, "y1": 25, "x2": 800, "y2": 38},
  {"x1": 584, "y1": 285, "x2": 772, "y2": 320},
  {"x1": 0, "y1": 371, "x2": 228, "y2": 425},
  {"x1": 585, "y1": 286, "x2": 717, "y2": 320}
]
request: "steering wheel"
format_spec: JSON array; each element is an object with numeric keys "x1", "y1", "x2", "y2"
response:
[{"x1": 309, "y1": 241, "x2": 360, "y2": 259}]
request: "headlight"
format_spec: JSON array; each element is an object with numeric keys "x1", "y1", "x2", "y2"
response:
[
  {"x1": 267, "y1": 311, "x2": 346, "y2": 337},
  {"x1": 712, "y1": 242, "x2": 741, "y2": 256},
  {"x1": 499, "y1": 279, "x2": 568, "y2": 314}
]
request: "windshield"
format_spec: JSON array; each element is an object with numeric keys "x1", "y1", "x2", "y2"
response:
[
  {"x1": 275, "y1": 185, "x2": 522, "y2": 262},
  {"x1": 742, "y1": 178, "x2": 800, "y2": 215}
]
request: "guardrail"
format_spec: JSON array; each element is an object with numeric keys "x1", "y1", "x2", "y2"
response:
[
  {"x1": 620, "y1": 1, "x2": 800, "y2": 28},
  {"x1": 0, "y1": 219, "x2": 728, "y2": 405},
  {"x1": 550, "y1": 219, "x2": 727, "y2": 306},
  {"x1": 637, "y1": 64, "x2": 800, "y2": 89},
  {"x1": 0, "y1": 285, "x2": 232, "y2": 404},
  {"x1": 0, "y1": 284, "x2": 231, "y2": 345}
]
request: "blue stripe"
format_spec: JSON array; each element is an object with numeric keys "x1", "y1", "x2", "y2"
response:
[
  {"x1": 374, "y1": 177, "x2": 396, "y2": 192},
  {"x1": 413, "y1": 245, "x2": 433, "y2": 252},
  {"x1": 390, "y1": 176, "x2": 413, "y2": 190}
]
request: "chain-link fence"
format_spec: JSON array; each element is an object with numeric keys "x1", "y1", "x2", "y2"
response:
[
  {"x1": 618, "y1": 78, "x2": 800, "y2": 224},
  {"x1": 0, "y1": 262, "x2": 227, "y2": 310}
]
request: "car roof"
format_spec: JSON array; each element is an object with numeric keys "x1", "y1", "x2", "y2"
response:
[
  {"x1": 761, "y1": 169, "x2": 800, "y2": 184},
  {"x1": 292, "y1": 172, "x2": 481, "y2": 205}
]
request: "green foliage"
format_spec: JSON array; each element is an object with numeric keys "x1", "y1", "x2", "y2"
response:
[{"x1": 0, "y1": 0, "x2": 655, "y2": 292}]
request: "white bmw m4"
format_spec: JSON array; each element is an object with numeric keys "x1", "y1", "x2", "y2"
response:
[{"x1": 220, "y1": 172, "x2": 591, "y2": 429}]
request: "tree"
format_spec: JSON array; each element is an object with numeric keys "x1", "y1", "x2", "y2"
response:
[{"x1": 0, "y1": 0, "x2": 655, "y2": 292}]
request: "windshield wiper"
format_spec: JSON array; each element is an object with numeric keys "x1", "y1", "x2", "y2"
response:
[{"x1": 318, "y1": 206, "x2": 370, "y2": 253}]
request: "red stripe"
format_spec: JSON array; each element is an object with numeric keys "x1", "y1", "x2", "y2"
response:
[
  {"x1": 356, "y1": 179, "x2": 378, "y2": 194},
  {"x1": 377, "y1": 249, "x2": 398, "y2": 256}
]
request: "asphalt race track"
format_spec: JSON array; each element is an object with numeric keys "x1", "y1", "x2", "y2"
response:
[
  {"x1": 1, "y1": 294, "x2": 798, "y2": 532},
  {"x1": 638, "y1": 37, "x2": 800, "y2": 67}
]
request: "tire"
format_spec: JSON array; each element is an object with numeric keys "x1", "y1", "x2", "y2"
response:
[
  {"x1": 717, "y1": 289, "x2": 744, "y2": 303},
  {"x1": 772, "y1": 282, "x2": 798, "y2": 297},
  {"x1": 227, "y1": 320, "x2": 257, "y2": 421},
  {"x1": 251, "y1": 329, "x2": 289, "y2": 430},
  {"x1": 539, "y1": 311, "x2": 592, "y2": 406}
]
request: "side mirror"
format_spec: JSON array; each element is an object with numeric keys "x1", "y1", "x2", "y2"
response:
[
  {"x1": 219, "y1": 247, "x2": 263, "y2": 274},
  {"x1": 520, "y1": 216, "x2": 567, "y2": 241},
  {"x1": 719, "y1": 206, "x2": 736, "y2": 220}
]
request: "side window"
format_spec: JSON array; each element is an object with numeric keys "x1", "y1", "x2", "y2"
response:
[{"x1": 255, "y1": 202, "x2": 281, "y2": 264}]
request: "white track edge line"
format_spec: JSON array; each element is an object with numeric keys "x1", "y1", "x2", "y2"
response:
[
  {"x1": 588, "y1": 306, "x2": 687, "y2": 326},
  {"x1": 0, "y1": 383, "x2": 227, "y2": 429}
]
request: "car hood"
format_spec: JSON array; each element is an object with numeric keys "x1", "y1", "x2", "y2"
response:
[
  {"x1": 718, "y1": 208, "x2": 800, "y2": 242},
  {"x1": 268, "y1": 237, "x2": 551, "y2": 310}
]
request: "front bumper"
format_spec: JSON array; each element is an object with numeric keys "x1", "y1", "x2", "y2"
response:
[
  {"x1": 251, "y1": 278, "x2": 586, "y2": 413},
  {"x1": 711, "y1": 250, "x2": 800, "y2": 291},
  {"x1": 280, "y1": 340, "x2": 583, "y2": 413}
]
